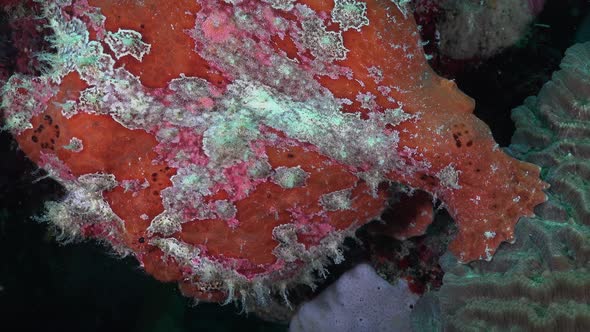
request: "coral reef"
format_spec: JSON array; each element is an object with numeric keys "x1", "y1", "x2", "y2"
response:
[
  {"x1": 412, "y1": 42, "x2": 590, "y2": 332},
  {"x1": 1, "y1": 0, "x2": 545, "y2": 310}
]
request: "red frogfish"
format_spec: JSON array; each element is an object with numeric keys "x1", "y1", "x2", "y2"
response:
[{"x1": 1, "y1": 0, "x2": 547, "y2": 306}]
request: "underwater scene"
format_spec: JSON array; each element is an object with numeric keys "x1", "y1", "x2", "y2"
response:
[{"x1": 0, "y1": 0, "x2": 589, "y2": 331}]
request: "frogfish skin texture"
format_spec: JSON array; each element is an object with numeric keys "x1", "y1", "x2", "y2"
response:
[{"x1": 2, "y1": 0, "x2": 547, "y2": 305}]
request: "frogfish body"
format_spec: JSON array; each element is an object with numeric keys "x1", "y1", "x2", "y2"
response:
[{"x1": 2, "y1": 0, "x2": 546, "y2": 305}]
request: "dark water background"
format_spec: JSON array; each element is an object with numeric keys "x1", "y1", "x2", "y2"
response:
[{"x1": 1, "y1": 1, "x2": 589, "y2": 331}]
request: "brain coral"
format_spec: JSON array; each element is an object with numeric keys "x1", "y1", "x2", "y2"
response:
[
  {"x1": 1, "y1": 0, "x2": 546, "y2": 307},
  {"x1": 412, "y1": 42, "x2": 590, "y2": 332}
]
